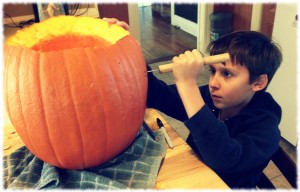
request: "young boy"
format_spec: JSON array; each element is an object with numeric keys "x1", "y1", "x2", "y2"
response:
[
  {"x1": 147, "y1": 31, "x2": 282, "y2": 189},
  {"x1": 105, "y1": 18, "x2": 283, "y2": 189}
]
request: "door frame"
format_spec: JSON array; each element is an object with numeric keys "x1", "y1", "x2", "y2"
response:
[
  {"x1": 127, "y1": 4, "x2": 141, "y2": 42},
  {"x1": 197, "y1": 3, "x2": 213, "y2": 53}
]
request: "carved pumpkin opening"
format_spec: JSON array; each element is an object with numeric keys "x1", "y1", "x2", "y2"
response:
[{"x1": 6, "y1": 15, "x2": 129, "y2": 52}]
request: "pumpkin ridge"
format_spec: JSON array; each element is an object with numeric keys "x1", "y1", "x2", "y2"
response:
[
  {"x1": 108, "y1": 50, "x2": 126, "y2": 123},
  {"x1": 4, "y1": 49, "x2": 13, "y2": 128},
  {"x1": 62, "y1": 51, "x2": 86, "y2": 168},
  {"x1": 108, "y1": 39, "x2": 145, "y2": 154},
  {"x1": 111, "y1": 42, "x2": 136, "y2": 139},
  {"x1": 82, "y1": 48, "x2": 107, "y2": 165},
  {"x1": 4, "y1": 47, "x2": 17, "y2": 125},
  {"x1": 95, "y1": 47, "x2": 124, "y2": 160},
  {"x1": 91, "y1": 48, "x2": 111, "y2": 163},
  {"x1": 132, "y1": 38, "x2": 148, "y2": 121},
  {"x1": 17, "y1": 49, "x2": 37, "y2": 155},
  {"x1": 104, "y1": 50, "x2": 125, "y2": 151},
  {"x1": 5, "y1": 47, "x2": 41, "y2": 156},
  {"x1": 36, "y1": 52, "x2": 63, "y2": 167},
  {"x1": 119, "y1": 37, "x2": 145, "y2": 120}
]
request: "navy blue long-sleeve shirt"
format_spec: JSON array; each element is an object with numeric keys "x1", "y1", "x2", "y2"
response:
[{"x1": 146, "y1": 69, "x2": 281, "y2": 189}]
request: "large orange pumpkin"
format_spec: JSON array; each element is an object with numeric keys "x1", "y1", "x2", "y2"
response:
[{"x1": 4, "y1": 16, "x2": 147, "y2": 169}]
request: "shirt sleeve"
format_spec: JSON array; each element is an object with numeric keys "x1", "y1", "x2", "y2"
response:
[
  {"x1": 146, "y1": 65, "x2": 188, "y2": 121},
  {"x1": 184, "y1": 105, "x2": 281, "y2": 173}
]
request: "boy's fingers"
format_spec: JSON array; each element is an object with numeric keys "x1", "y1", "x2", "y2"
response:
[
  {"x1": 117, "y1": 21, "x2": 130, "y2": 30},
  {"x1": 192, "y1": 49, "x2": 202, "y2": 58},
  {"x1": 184, "y1": 51, "x2": 194, "y2": 63},
  {"x1": 102, "y1": 18, "x2": 130, "y2": 30},
  {"x1": 192, "y1": 49, "x2": 204, "y2": 64},
  {"x1": 172, "y1": 56, "x2": 179, "y2": 63},
  {"x1": 103, "y1": 17, "x2": 118, "y2": 24},
  {"x1": 179, "y1": 53, "x2": 186, "y2": 60}
]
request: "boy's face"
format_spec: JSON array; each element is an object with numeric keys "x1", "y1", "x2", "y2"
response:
[{"x1": 208, "y1": 61, "x2": 256, "y2": 112}]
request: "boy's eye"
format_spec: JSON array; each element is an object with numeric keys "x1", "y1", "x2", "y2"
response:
[
  {"x1": 209, "y1": 67, "x2": 233, "y2": 78},
  {"x1": 209, "y1": 68, "x2": 216, "y2": 75},
  {"x1": 223, "y1": 71, "x2": 232, "y2": 78}
]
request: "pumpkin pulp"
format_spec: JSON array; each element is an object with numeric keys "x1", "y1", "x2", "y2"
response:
[
  {"x1": 31, "y1": 35, "x2": 111, "y2": 52},
  {"x1": 6, "y1": 15, "x2": 130, "y2": 51}
]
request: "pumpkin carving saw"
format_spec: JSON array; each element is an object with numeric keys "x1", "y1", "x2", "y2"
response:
[{"x1": 4, "y1": 16, "x2": 147, "y2": 169}]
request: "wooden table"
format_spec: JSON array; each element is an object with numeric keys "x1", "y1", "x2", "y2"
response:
[
  {"x1": 144, "y1": 108, "x2": 229, "y2": 189},
  {"x1": 3, "y1": 108, "x2": 229, "y2": 189}
]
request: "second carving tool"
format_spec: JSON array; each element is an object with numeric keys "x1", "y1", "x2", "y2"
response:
[
  {"x1": 147, "y1": 53, "x2": 230, "y2": 73},
  {"x1": 157, "y1": 118, "x2": 174, "y2": 149}
]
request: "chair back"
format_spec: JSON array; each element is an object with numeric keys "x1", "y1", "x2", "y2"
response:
[{"x1": 257, "y1": 146, "x2": 297, "y2": 189}]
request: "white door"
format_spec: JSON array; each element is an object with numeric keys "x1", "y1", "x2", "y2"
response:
[{"x1": 267, "y1": 4, "x2": 298, "y2": 146}]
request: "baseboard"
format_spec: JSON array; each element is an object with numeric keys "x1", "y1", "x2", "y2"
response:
[
  {"x1": 146, "y1": 55, "x2": 174, "y2": 65},
  {"x1": 69, "y1": 7, "x2": 99, "y2": 18},
  {"x1": 3, "y1": 15, "x2": 35, "y2": 25}
]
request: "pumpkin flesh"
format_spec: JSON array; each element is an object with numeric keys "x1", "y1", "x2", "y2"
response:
[
  {"x1": 4, "y1": 16, "x2": 147, "y2": 169},
  {"x1": 31, "y1": 35, "x2": 111, "y2": 52}
]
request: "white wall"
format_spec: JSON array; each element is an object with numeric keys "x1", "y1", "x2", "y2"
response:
[
  {"x1": 138, "y1": 3, "x2": 151, "y2": 7},
  {"x1": 267, "y1": 4, "x2": 298, "y2": 146}
]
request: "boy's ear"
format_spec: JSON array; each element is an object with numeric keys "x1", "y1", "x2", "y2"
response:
[{"x1": 252, "y1": 74, "x2": 268, "y2": 91}]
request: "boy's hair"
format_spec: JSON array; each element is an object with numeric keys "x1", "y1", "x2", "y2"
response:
[{"x1": 206, "y1": 31, "x2": 282, "y2": 91}]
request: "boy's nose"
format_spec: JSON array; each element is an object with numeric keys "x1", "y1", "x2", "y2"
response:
[{"x1": 209, "y1": 75, "x2": 220, "y2": 89}]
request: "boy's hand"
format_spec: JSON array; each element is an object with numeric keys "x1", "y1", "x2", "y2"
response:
[
  {"x1": 172, "y1": 49, "x2": 204, "y2": 85},
  {"x1": 173, "y1": 49, "x2": 205, "y2": 118},
  {"x1": 102, "y1": 17, "x2": 130, "y2": 31}
]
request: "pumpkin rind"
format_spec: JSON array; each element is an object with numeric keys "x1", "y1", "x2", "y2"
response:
[{"x1": 4, "y1": 16, "x2": 147, "y2": 169}]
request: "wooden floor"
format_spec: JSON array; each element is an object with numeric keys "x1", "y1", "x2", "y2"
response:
[{"x1": 139, "y1": 5, "x2": 197, "y2": 64}]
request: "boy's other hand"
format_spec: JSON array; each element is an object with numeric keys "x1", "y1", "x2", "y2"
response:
[
  {"x1": 172, "y1": 49, "x2": 204, "y2": 85},
  {"x1": 102, "y1": 17, "x2": 130, "y2": 31}
]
